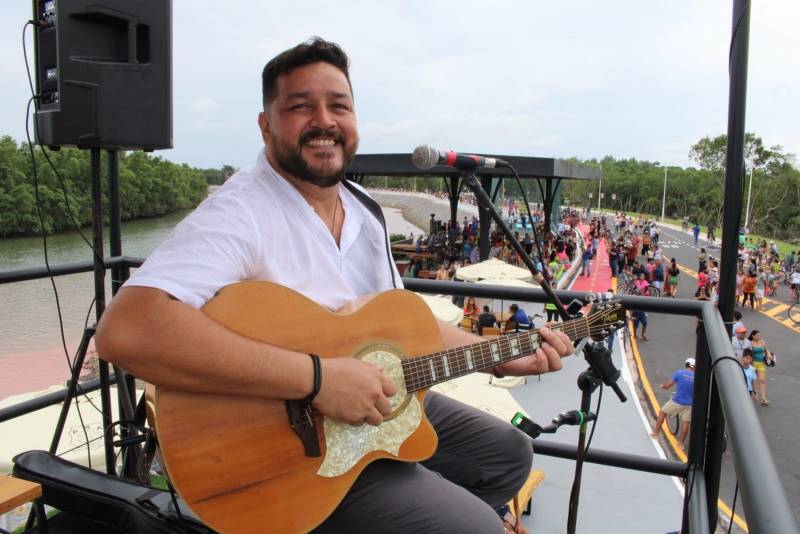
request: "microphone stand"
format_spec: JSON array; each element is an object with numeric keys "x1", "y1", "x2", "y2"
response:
[{"x1": 460, "y1": 170, "x2": 572, "y2": 321}]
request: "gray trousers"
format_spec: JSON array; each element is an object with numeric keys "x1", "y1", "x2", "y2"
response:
[{"x1": 314, "y1": 392, "x2": 533, "y2": 533}]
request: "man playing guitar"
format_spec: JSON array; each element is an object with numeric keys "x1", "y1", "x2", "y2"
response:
[{"x1": 96, "y1": 37, "x2": 573, "y2": 533}]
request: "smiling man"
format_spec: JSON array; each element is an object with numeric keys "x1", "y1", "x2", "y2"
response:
[{"x1": 97, "y1": 37, "x2": 572, "y2": 533}]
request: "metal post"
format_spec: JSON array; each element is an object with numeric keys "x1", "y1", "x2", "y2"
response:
[
  {"x1": 544, "y1": 178, "x2": 553, "y2": 233},
  {"x1": 682, "y1": 321, "x2": 717, "y2": 533},
  {"x1": 478, "y1": 175, "x2": 492, "y2": 261},
  {"x1": 596, "y1": 173, "x2": 602, "y2": 210},
  {"x1": 661, "y1": 167, "x2": 668, "y2": 221},
  {"x1": 108, "y1": 150, "x2": 122, "y2": 296},
  {"x1": 107, "y1": 150, "x2": 139, "y2": 479},
  {"x1": 717, "y1": 0, "x2": 750, "y2": 324},
  {"x1": 703, "y1": 367, "x2": 726, "y2": 533},
  {"x1": 90, "y1": 148, "x2": 116, "y2": 474}
]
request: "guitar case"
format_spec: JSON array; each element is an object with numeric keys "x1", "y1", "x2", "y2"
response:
[{"x1": 12, "y1": 450, "x2": 216, "y2": 534}]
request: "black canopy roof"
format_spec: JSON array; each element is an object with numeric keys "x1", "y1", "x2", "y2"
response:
[{"x1": 346, "y1": 153, "x2": 600, "y2": 181}]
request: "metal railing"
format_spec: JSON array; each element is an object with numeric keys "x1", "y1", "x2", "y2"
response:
[
  {"x1": 402, "y1": 278, "x2": 797, "y2": 534},
  {"x1": 2, "y1": 257, "x2": 797, "y2": 533}
]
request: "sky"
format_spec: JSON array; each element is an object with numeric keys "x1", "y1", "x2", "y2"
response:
[{"x1": 1, "y1": 1, "x2": 798, "y2": 171}]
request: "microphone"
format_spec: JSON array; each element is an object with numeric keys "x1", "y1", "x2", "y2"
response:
[{"x1": 412, "y1": 145, "x2": 509, "y2": 170}]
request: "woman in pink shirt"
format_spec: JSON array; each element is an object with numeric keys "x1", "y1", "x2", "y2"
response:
[
  {"x1": 635, "y1": 273, "x2": 650, "y2": 295},
  {"x1": 697, "y1": 266, "x2": 709, "y2": 290}
]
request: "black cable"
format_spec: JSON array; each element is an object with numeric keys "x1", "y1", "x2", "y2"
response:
[
  {"x1": 26, "y1": 95, "x2": 95, "y2": 469},
  {"x1": 710, "y1": 355, "x2": 745, "y2": 375},
  {"x1": 22, "y1": 22, "x2": 36, "y2": 97},
  {"x1": 23, "y1": 19, "x2": 102, "y2": 261},
  {"x1": 583, "y1": 383, "x2": 603, "y2": 455},
  {"x1": 727, "y1": 481, "x2": 739, "y2": 534},
  {"x1": 507, "y1": 163, "x2": 549, "y2": 281}
]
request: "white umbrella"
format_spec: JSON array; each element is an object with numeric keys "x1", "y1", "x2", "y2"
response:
[
  {"x1": 431, "y1": 373, "x2": 527, "y2": 420},
  {"x1": 0, "y1": 385, "x2": 126, "y2": 473},
  {"x1": 455, "y1": 258, "x2": 533, "y2": 283},
  {"x1": 415, "y1": 293, "x2": 465, "y2": 326},
  {"x1": 475, "y1": 278, "x2": 536, "y2": 319}
]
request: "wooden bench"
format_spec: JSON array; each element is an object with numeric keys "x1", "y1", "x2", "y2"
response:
[
  {"x1": 0, "y1": 475, "x2": 47, "y2": 532},
  {"x1": 509, "y1": 470, "x2": 545, "y2": 519}
]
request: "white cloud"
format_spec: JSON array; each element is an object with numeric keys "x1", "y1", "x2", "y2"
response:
[{"x1": 0, "y1": 1, "x2": 797, "y2": 170}]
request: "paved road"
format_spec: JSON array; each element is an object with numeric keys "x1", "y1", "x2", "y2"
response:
[{"x1": 632, "y1": 221, "x2": 800, "y2": 526}]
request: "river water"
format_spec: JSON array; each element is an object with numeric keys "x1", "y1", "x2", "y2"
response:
[{"x1": 0, "y1": 204, "x2": 422, "y2": 398}]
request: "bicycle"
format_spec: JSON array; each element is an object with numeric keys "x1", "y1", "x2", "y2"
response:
[
  {"x1": 789, "y1": 289, "x2": 800, "y2": 325},
  {"x1": 668, "y1": 411, "x2": 682, "y2": 437},
  {"x1": 618, "y1": 280, "x2": 661, "y2": 298}
]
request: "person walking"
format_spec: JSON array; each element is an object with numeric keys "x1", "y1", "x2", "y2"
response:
[
  {"x1": 692, "y1": 223, "x2": 700, "y2": 245},
  {"x1": 742, "y1": 271, "x2": 757, "y2": 310},
  {"x1": 748, "y1": 330, "x2": 774, "y2": 405},
  {"x1": 667, "y1": 259, "x2": 680, "y2": 298},
  {"x1": 735, "y1": 268, "x2": 744, "y2": 307},
  {"x1": 632, "y1": 309, "x2": 649, "y2": 341},
  {"x1": 650, "y1": 358, "x2": 696, "y2": 449},
  {"x1": 731, "y1": 325, "x2": 751, "y2": 360},
  {"x1": 741, "y1": 350, "x2": 757, "y2": 400},
  {"x1": 697, "y1": 248, "x2": 708, "y2": 273},
  {"x1": 755, "y1": 267, "x2": 767, "y2": 310},
  {"x1": 582, "y1": 244, "x2": 593, "y2": 277}
]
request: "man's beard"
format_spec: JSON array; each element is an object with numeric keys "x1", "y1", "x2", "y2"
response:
[{"x1": 271, "y1": 128, "x2": 358, "y2": 188}]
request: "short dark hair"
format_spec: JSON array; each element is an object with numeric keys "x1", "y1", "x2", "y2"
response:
[
  {"x1": 262, "y1": 36, "x2": 352, "y2": 110},
  {"x1": 483, "y1": 305, "x2": 490, "y2": 312},
  {"x1": 510, "y1": 304, "x2": 519, "y2": 312}
]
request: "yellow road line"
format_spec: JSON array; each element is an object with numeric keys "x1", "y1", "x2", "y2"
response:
[
  {"x1": 675, "y1": 264, "x2": 800, "y2": 334},
  {"x1": 621, "y1": 278, "x2": 749, "y2": 532},
  {"x1": 765, "y1": 304, "x2": 789, "y2": 317}
]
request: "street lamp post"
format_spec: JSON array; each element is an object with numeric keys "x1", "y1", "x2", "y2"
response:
[
  {"x1": 597, "y1": 175, "x2": 602, "y2": 210},
  {"x1": 661, "y1": 166, "x2": 668, "y2": 221},
  {"x1": 744, "y1": 164, "x2": 754, "y2": 230}
]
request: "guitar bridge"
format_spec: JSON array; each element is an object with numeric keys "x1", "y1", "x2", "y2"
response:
[{"x1": 285, "y1": 400, "x2": 321, "y2": 457}]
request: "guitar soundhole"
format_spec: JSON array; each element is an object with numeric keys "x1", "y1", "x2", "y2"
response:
[
  {"x1": 317, "y1": 344, "x2": 423, "y2": 478},
  {"x1": 354, "y1": 344, "x2": 412, "y2": 422}
]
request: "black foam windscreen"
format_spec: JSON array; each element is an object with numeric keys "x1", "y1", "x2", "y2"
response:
[{"x1": 32, "y1": 0, "x2": 172, "y2": 151}]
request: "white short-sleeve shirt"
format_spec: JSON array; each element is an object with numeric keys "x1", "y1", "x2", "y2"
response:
[{"x1": 125, "y1": 149, "x2": 402, "y2": 310}]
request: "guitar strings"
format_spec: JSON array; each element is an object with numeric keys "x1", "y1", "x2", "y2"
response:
[{"x1": 401, "y1": 310, "x2": 621, "y2": 392}]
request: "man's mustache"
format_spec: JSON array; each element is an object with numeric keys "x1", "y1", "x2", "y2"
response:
[{"x1": 299, "y1": 128, "x2": 345, "y2": 146}]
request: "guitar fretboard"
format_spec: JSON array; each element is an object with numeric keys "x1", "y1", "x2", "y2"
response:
[{"x1": 401, "y1": 317, "x2": 591, "y2": 392}]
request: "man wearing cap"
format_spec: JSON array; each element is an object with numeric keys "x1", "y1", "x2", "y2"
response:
[
  {"x1": 731, "y1": 325, "x2": 751, "y2": 360},
  {"x1": 650, "y1": 358, "x2": 696, "y2": 448}
]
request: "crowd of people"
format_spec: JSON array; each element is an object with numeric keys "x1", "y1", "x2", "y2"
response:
[{"x1": 404, "y1": 208, "x2": 580, "y2": 289}]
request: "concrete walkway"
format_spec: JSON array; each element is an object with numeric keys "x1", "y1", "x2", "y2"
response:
[{"x1": 512, "y1": 224, "x2": 686, "y2": 533}]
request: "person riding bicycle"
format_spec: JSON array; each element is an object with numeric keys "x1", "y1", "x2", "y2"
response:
[
  {"x1": 650, "y1": 357, "x2": 696, "y2": 449},
  {"x1": 790, "y1": 266, "x2": 800, "y2": 301}
]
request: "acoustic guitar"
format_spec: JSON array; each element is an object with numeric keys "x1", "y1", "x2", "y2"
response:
[{"x1": 150, "y1": 282, "x2": 624, "y2": 533}]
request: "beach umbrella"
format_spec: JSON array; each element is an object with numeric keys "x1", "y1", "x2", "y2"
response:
[
  {"x1": 415, "y1": 293, "x2": 464, "y2": 326},
  {"x1": 455, "y1": 258, "x2": 533, "y2": 283},
  {"x1": 431, "y1": 373, "x2": 527, "y2": 420},
  {"x1": 0, "y1": 385, "x2": 125, "y2": 472},
  {"x1": 475, "y1": 278, "x2": 536, "y2": 317}
]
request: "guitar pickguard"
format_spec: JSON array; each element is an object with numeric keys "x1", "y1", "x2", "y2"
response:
[{"x1": 317, "y1": 346, "x2": 421, "y2": 478}]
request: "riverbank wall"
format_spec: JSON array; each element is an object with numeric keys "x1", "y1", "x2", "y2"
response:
[{"x1": 368, "y1": 190, "x2": 479, "y2": 235}]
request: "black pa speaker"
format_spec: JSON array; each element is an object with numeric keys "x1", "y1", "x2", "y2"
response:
[{"x1": 32, "y1": 0, "x2": 172, "y2": 150}]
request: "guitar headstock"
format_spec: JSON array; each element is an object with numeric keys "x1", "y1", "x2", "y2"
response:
[{"x1": 586, "y1": 300, "x2": 626, "y2": 340}]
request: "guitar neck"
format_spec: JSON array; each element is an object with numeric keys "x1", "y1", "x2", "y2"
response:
[{"x1": 401, "y1": 316, "x2": 591, "y2": 392}]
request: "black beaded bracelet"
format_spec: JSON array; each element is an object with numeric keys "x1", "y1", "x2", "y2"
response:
[{"x1": 303, "y1": 354, "x2": 322, "y2": 405}]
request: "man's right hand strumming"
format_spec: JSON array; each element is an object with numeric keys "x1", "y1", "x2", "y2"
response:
[{"x1": 312, "y1": 357, "x2": 397, "y2": 427}]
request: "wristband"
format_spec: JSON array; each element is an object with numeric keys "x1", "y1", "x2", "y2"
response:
[{"x1": 303, "y1": 354, "x2": 322, "y2": 405}]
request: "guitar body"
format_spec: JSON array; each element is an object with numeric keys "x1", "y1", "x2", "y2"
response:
[{"x1": 152, "y1": 282, "x2": 443, "y2": 533}]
